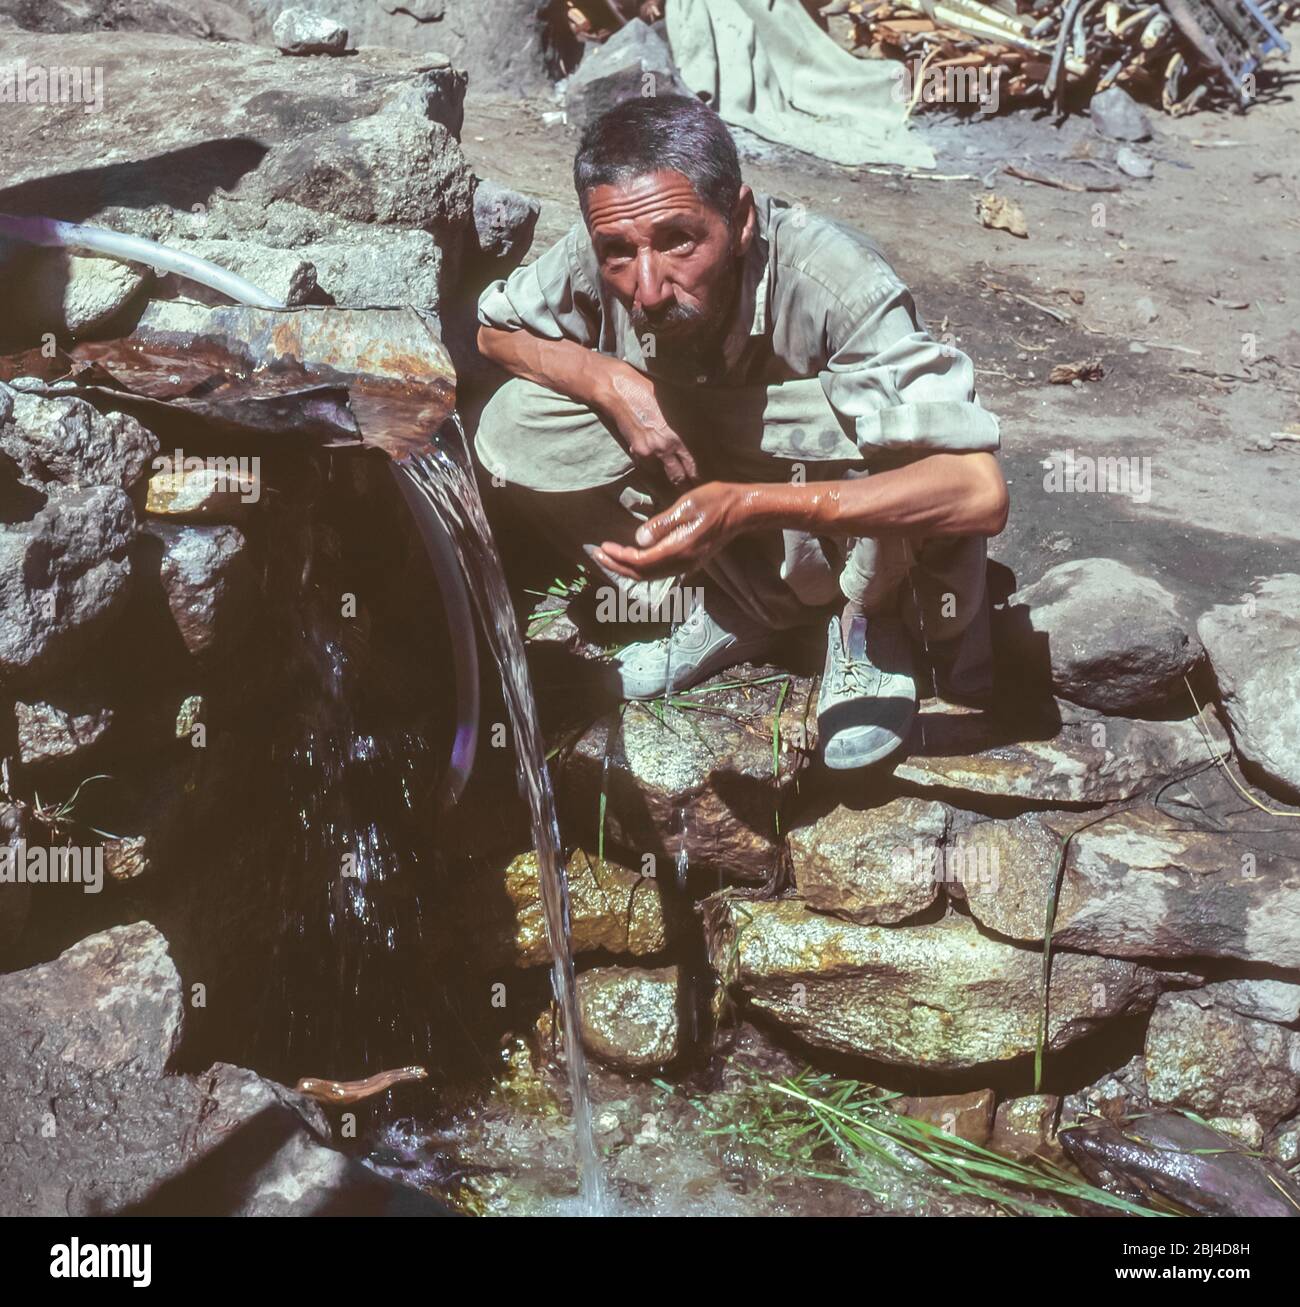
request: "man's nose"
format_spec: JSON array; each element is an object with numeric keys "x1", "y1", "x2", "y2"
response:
[{"x1": 634, "y1": 249, "x2": 673, "y2": 313}]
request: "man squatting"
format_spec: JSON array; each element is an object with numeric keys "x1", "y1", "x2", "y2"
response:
[{"x1": 475, "y1": 97, "x2": 1009, "y2": 770}]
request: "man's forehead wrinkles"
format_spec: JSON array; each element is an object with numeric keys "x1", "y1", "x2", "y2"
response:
[{"x1": 587, "y1": 182, "x2": 703, "y2": 231}]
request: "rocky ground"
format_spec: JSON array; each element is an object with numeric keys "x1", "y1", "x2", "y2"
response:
[{"x1": 0, "y1": 3, "x2": 1297, "y2": 1218}]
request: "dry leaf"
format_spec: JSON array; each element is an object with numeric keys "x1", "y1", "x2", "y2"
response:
[
  {"x1": 976, "y1": 193, "x2": 1028, "y2": 238},
  {"x1": 1049, "y1": 358, "x2": 1105, "y2": 384}
]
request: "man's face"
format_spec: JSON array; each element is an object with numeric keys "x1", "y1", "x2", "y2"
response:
[{"x1": 584, "y1": 169, "x2": 755, "y2": 357}]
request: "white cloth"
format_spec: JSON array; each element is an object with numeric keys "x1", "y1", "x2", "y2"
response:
[{"x1": 666, "y1": 0, "x2": 936, "y2": 170}]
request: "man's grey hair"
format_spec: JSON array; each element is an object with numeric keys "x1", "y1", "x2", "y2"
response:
[{"x1": 573, "y1": 95, "x2": 743, "y2": 223}]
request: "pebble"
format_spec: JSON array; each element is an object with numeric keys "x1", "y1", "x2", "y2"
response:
[{"x1": 1116, "y1": 145, "x2": 1155, "y2": 179}]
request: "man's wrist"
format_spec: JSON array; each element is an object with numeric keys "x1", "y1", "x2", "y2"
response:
[{"x1": 590, "y1": 355, "x2": 636, "y2": 418}]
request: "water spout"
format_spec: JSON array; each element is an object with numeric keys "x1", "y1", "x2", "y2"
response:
[{"x1": 0, "y1": 212, "x2": 288, "y2": 310}]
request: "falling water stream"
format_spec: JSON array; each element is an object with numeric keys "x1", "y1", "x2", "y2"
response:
[{"x1": 396, "y1": 419, "x2": 603, "y2": 1213}]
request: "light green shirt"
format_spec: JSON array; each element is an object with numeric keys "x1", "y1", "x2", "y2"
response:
[{"x1": 477, "y1": 192, "x2": 1000, "y2": 466}]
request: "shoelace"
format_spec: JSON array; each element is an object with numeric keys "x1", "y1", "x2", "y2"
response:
[
  {"x1": 832, "y1": 628, "x2": 882, "y2": 697},
  {"x1": 833, "y1": 657, "x2": 878, "y2": 697}
]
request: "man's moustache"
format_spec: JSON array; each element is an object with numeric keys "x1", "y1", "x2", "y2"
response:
[{"x1": 631, "y1": 302, "x2": 703, "y2": 332}]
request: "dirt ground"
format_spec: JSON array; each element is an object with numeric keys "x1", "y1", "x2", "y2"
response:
[{"x1": 457, "y1": 61, "x2": 1300, "y2": 620}]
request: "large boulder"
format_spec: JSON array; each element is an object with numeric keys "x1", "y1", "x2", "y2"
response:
[
  {"x1": 1000, "y1": 558, "x2": 1202, "y2": 713},
  {"x1": 248, "y1": 112, "x2": 474, "y2": 239},
  {"x1": 1, "y1": 388, "x2": 158, "y2": 494},
  {"x1": 1197, "y1": 574, "x2": 1300, "y2": 799},
  {"x1": 0, "y1": 923, "x2": 448, "y2": 1216},
  {"x1": 949, "y1": 806, "x2": 1300, "y2": 970},
  {"x1": 0, "y1": 487, "x2": 136, "y2": 678},
  {"x1": 0, "y1": 33, "x2": 467, "y2": 197},
  {"x1": 706, "y1": 898, "x2": 1186, "y2": 1071},
  {"x1": 1144, "y1": 991, "x2": 1300, "y2": 1133},
  {"x1": 565, "y1": 18, "x2": 692, "y2": 127}
]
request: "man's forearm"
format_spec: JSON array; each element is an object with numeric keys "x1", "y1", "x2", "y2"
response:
[
  {"x1": 735, "y1": 452, "x2": 1009, "y2": 539},
  {"x1": 477, "y1": 325, "x2": 623, "y2": 413}
]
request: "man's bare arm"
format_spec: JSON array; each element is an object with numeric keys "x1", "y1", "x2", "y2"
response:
[
  {"x1": 476, "y1": 326, "x2": 698, "y2": 485},
  {"x1": 594, "y1": 453, "x2": 1009, "y2": 581}
]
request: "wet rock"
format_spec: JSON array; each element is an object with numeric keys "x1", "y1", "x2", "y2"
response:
[
  {"x1": 560, "y1": 687, "x2": 807, "y2": 883},
  {"x1": 565, "y1": 18, "x2": 692, "y2": 127},
  {"x1": 706, "y1": 899, "x2": 1183, "y2": 1070},
  {"x1": 0, "y1": 923, "x2": 184, "y2": 1079},
  {"x1": 146, "y1": 465, "x2": 257, "y2": 521},
  {"x1": 0, "y1": 802, "x2": 33, "y2": 961},
  {"x1": 1090, "y1": 86, "x2": 1151, "y2": 141},
  {"x1": 0, "y1": 923, "x2": 444, "y2": 1216},
  {"x1": 1062, "y1": 1053, "x2": 1149, "y2": 1126},
  {"x1": 894, "y1": 698, "x2": 1226, "y2": 806},
  {"x1": 150, "y1": 522, "x2": 255, "y2": 659},
  {"x1": 0, "y1": 487, "x2": 135, "y2": 677},
  {"x1": 1144, "y1": 992, "x2": 1300, "y2": 1132},
  {"x1": 472, "y1": 178, "x2": 541, "y2": 267},
  {"x1": 1197, "y1": 574, "x2": 1300, "y2": 799},
  {"x1": 893, "y1": 1089, "x2": 995, "y2": 1145},
  {"x1": 8, "y1": 250, "x2": 150, "y2": 338},
  {"x1": 2, "y1": 390, "x2": 158, "y2": 493},
  {"x1": 273, "y1": 6, "x2": 351, "y2": 54},
  {"x1": 1209, "y1": 1114, "x2": 1265, "y2": 1149},
  {"x1": 1001, "y1": 558, "x2": 1202, "y2": 713},
  {"x1": 577, "y1": 965, "x2": 679, "y2": 1070},
  {"x1": 104, "y1": 835, "x2": 151, "y2": 882},
  {"x1": 954, "y1": 807, "x2": 1300, "y2": 969},
  {"x1": 1268, "y1": 1114, "x2": 1300, "y2": 1167},
  {"x1": 990, "y1": 1094, "x2": 1062, "y2": 1164},
  {"x1": 448, "y1": 848, "x2": 667, "y2": 967},
  {"x1": 251, "y1": 112, "x2": 474, "y2": 241},
  {"x1": 788, "y1": 796, "x2": 948, "y2": 924},
  {"x1": 1060, "y1": 1112, "x2": 1300, "y2": 1217},
  {"x1": 14, "y1": 696, "x2": 114, "y2": 767}
]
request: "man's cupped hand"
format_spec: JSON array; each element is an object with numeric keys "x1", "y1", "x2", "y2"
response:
[{"x1": 594, "y1": 482, "x2": 744, "y2": 581}]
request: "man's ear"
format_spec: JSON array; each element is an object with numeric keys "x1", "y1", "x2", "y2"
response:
[{"x1": 732, "y1": 185, "x2": 757, "y2": 257}]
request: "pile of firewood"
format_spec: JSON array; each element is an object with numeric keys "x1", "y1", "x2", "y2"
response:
[{"x1": 825, "y1": 0, "x2": 1294, "y2": 113}]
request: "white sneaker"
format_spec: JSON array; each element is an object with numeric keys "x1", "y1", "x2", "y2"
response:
[
  {"x1": 817, "y1": 614, "x2": 917, "y2": 769},
  {"x1": 613, "y1": 593, "x2": 777, "y2": 699}
]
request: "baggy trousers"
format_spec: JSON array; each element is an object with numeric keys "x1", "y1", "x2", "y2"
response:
[{"x1": 475, "y1": 375, "x2": 991, "y2": 685}]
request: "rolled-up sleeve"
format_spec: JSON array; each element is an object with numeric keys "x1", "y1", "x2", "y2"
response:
[
  {"x1": 477, "y1": 223, "x2": 603, "y2": 347},
  {"x1": 819, "y1": 272, "x2": 1001, "y2": 460}
]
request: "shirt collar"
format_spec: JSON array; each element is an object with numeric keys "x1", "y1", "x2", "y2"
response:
[{"x1": 720, "y1": 192, "x2": 772, "y2": 374}]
